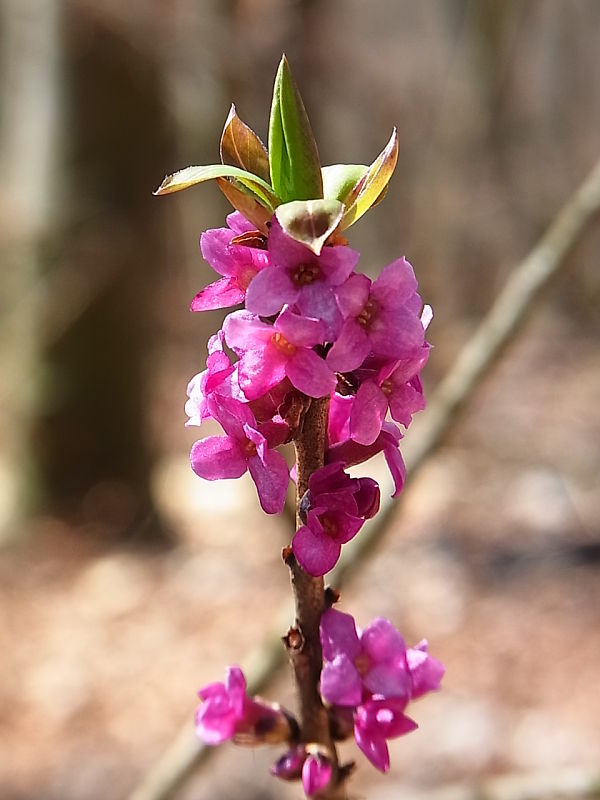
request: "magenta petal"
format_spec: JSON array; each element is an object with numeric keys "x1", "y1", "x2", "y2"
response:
[
  {"x1": 223, "y1": 310, "x2": 272, "y2": 351},
  {"x1": 320, "y1": 654, "x2": 362, "y2": 707},
  {"x1": 292, "y1": 523, "x2": 341, "y2": 576},
  {"x1": 326, "y1": 319, "x2": 371, "y2": 373},
  {"x1": 388, "y1": 381, "x2": 426, "y2": 428},
  {"x1": 302, "y1": 754, "x2": 332, "y2": 797},
  {"x1": 383, "y1": 435, "x2": 406, "y2": 497},
  {"x1": 296, "y1": 283, "x2": 343, "y2": 341},
  {"x1": 195, "y1": 702, "x2": 236, "y2": 745},
  {"x1": 190, "y1": 277, "x2": 245, "y2": 311},
  {"x1": 245, "y1": 266, "x2": 297, "y2": 316},
  {"x1": 318, "y1": 244, "x2": 361, "y2": 286},
  {"x1": 276, "y1": 307, "x2": 326, "y2": 347},
  {"x1": 237, "y1": 347, "x2": 287, "y2": 400},
  {"x1": 351, "y1": 381, "x2": 389, "y2": 445},
  {"x1": 334, "y1": 511, "x2": 364, "y2": 543},
  {"x1": 328, "y1": 394, "x2": 353, "y2": 444},
  {"x1": 190, "y1": 436, "x2": 247, "y2": 480},
  {"x1": 354, "y1": 717, "x2": 390, "y2": 772},
  {"x1": 199, "y1": 227, "x2": 238, "y2": 276},
  {"x1": 372, "y1": 257, "x2": 417, "y2": 307},
  {"x1": 364, "y1": 662, "x2": 412, "y2": 701},
  {"x1": 320, "y1": 608, "x2": 362, "y2": 661},
  {"x1": 407, "y1": 641, "x2": 445, "y2": 698},
  {"x1": 226, "y1": 211, "x2": 254, "y2": 233},
  {"x1": 380, "y1": 710, "x2": 418, "y2": 739},
  {"x1": 361, "y1": 617, "x2": 407, "y2": 662},
  {"x1": 286, "y1": 349, "x2": 336, "y2": 398},
  {"x1": 368, "y1": 308, "x2": 425, "y2": 359},
  {"x1": 335, "y1": 273, "x2": 371, "y2": 318},
  {"x1": 247, "y1": 449, "x2": 289, "y2": 514}
]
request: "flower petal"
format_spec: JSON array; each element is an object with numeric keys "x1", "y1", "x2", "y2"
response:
[
  {"x1": 292, "y1": 522, "x2": 341, "y2": 576},
  {"x1": 190, "y1": 436, "x2": 247, "y2": 480},
  {"x1": 320, "y1": 654, "x2": 362, "y2": 707},
  {"x1": 248, "y1": 449, "x2": 289, "y2": 514},
  {"x1": 320, "y1": 608, "x2": 362, "y2": 661},
  {"x1": 245, "y1": 266, "x2": 297, "y2": 316},
  {"x1": 190, "y1": 277, "x2": 246, "y2": 311},
  {"x1": 326, "y1": 318, "x2": 370, "y2": 373},
  {"x1": 286, "y1": 349, "x2": 336, "y2": 398},
  {"x1": 350, "y1": 381, "x2": 389, "y2": 445}
]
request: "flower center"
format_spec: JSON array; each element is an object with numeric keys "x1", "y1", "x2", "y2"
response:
[
  {"x1": 238, "y1": 267, "x2": 257, "y2": 291},
  {"x1": 292, "y1": 262, "x2": 320, "y2": 286},
  {"x1": 271, "y1": 332, "x2": 297, "y2": 356},
  {"x1": 241, "y1": 438, "x2": 257, "y2": 458},
  {"x1": 320, "y1": 514, "x2": 338, "y2": 538},
  {"x1": 380, "y1": 378, "x2": 393, "y2": 397},
  {"x1": 357, "y1": 298, "x2": 377, "y2": 329}
]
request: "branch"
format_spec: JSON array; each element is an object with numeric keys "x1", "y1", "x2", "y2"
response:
[{"x1": 126, "y1": 155, "x2": 600, "y2": 800}]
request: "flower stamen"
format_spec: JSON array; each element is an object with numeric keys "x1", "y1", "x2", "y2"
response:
[
  {"x1": 271, "y1": 332, "x2": 297, "y2": 356},
  {"x1": 292, "y1": 263, "x2": 320, "y2": 286}
]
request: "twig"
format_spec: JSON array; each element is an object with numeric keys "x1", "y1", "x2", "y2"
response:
[
  {"x1": 284, "y1": 395, "x2": 346, "y2": 798},
  {"x1": 127, "y1": 155, "x2": 600, "y2": 800}
]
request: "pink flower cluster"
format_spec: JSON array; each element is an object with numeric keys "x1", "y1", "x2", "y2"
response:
[
  {"x1": 320, "y1": 608, "x2": 444, "y2": 772},
  {"x1": 186, "y1": 210, "x2": 431, "y2": 575},
  {"x1": 195, "y1": 609, "x2": 444, "y2": 790}
]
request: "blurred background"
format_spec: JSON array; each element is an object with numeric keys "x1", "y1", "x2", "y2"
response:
[{"x1": 0, "y1": 1, "x2": 599, "y2": 798}]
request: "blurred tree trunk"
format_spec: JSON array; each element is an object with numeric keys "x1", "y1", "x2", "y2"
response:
[
  {"x1": 30, "y1": 5, "x2": 177, "y2": 543},
  {"x1": 0, "y1": 0, "x2": 61, "y2": 542}
]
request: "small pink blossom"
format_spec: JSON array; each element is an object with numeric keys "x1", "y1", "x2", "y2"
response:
[
  {"x1": 195, "y1": 666, "x2": 287, "y2": 746},
  {"x1": 354, "y1": 697, "x2": 417, "y2": 772},
  {"x1": 349, "y1": 348, "x2": 429, "y2": 445},
  {"x1": 224, "y1": 307, "x2": 336, "y2": 400},
  {"x1": 190, "y1": 395, "x2": 289, "y2": 514},
  {"x1": 327, "y1": 420, "x2": 406, "y2": 498},
  {"x1": 271, "y1": 745, "x2": 333, "y2": 797},
  {"x1": 292, "y1": 463, "x2": 380, "y2": 576},
  {"x1": 327, "y1": 258, "x2": 426, "y2": 372},
  {"x1": 191, "y1": 212, "x2": 270, "y2": 311},
  {"x1": 245, "y1": 216, "x2": 359, "y2": 338}
]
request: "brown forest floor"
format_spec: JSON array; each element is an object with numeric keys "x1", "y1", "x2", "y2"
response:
[{"x1": 1, "y1": 308, "x2": 599, "y2": 800}]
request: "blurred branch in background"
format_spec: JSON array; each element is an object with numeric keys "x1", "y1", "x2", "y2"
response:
[
  {"x1": 127, "y1": 153, "x2": 600, "y2": 800},
  {"x1": 0, "y1": 0, "x2": 61, "y2": 542}
]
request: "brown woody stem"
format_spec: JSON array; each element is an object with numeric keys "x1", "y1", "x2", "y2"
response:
[{"x1": 285, "y1": 395, "x2": 347, "y2": 798}]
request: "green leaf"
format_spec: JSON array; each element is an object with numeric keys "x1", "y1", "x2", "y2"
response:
[
  {"x1": 275, "y1": 199, "x2": 344, "y2": 255},
  {"x1": 268, "y1": 55, "x2": 323, "y2": 203},
  {"x1": 340, "y1": 128, "x2": 398, "y2": 230},
  {"x1": 220, "y1": 104, "x2": 270, "y2": 184},
  {"x1": 215, "y1": 177, "x2": 272, "y2": 234},
  {"x1": 154, "y1": 164, "x2": 278, "y2": 210},
  {"x1": 322, "y1": 164, "x2": 368, "y2": 203}
]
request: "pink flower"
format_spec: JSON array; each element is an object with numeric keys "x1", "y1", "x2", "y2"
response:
[
  {"x1": 320, "y1": 609, "x2": 413, "y2": 707},
  {"x1": 195, "y1": 666, "x2": 288, "y2": 745},
  {"x1": 292, "y1": 463, "x2": 380, "y2": 576},
  {"x1": 327, "y1": 258, "x2": 426, "y2": 372},
  {"x1": 245, "y1": 217, "x2": 359, "y2": 338},
  {"x1": 271, "y1": 745, "x2": 333, "y2": 797},
  {"x1": 185, "y1": 330, "x2": 240, "y2": 426},
  {"x1": 349, "y1": 349, "x2": 429, "y2": 445},
  {"x1": 190, "y1": 395, "x2": 289, "y2": 514},
  {"x1": 302, "y1": 751, "x2": 333, "y2": 796},
  {"x1": 191, "y1": 212, "x2": 270, "y2": 311},
  {"x1": 223, "y1": 307, "x2": 337, "y2": 400},
  {"x1": 327, "y1": 420, "x2": 406, "y2": 498},
  {"x1": 354, "y1": 697, "x2": 417, "y2": 772},
  {"x1": 319, "y1": 609, "x2": 445, "y2": 772}
]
